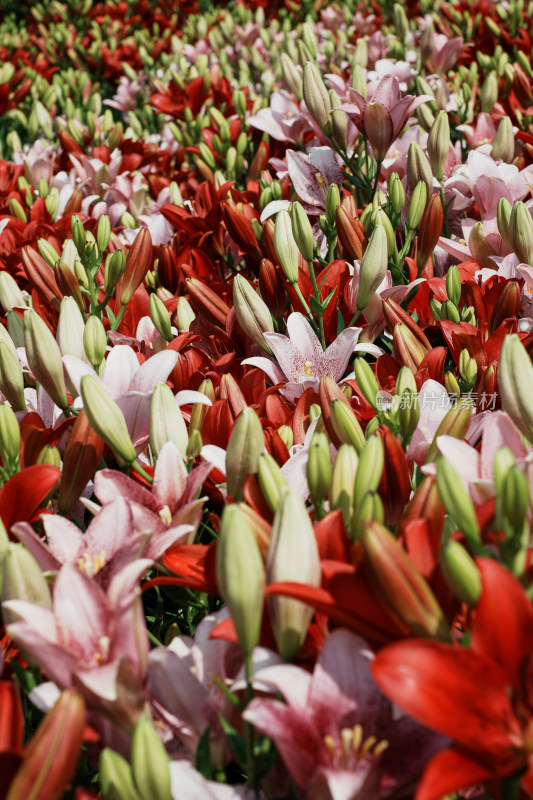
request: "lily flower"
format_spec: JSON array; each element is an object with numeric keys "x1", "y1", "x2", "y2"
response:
[
  {"x1": 372, "y1": 558, "x2": 533, "y2": 800},
  {"x1": 243, "y1": 312, "x2": 381, "y2": 401},
  {"x1": 243, "y1": 629, "x2": 444, "y2": 800},
  {"x1": 338, "y1": 76, "x2": 432, "y2": 161}
]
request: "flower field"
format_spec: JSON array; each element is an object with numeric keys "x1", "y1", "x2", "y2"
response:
[{"x1": 1, "y1": 0, "x2": 533, "y2": 797}]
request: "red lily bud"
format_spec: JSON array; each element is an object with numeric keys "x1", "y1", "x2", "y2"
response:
[
  {"x1": 258, "y1": 258, "x2": 286, "y2": 319},
  {"x1": 376, "y1": 426, "x2": 412, "y2": 525},
  {"x1": 476, "y1": 363, "x2": 497, "y2": 412},
  {"x1": 393, "y1": 323, "x2": 429, "y2": 371},
  {"x1": 63, "y1": 188, "x2": 83, "y2": 215},
  {"x1": 382, "y1": 297, "x2": 431, "y2": 350},
  {"x1": 262, "y1": 218, "x2": 279, "y2": 265},
  {"x1": 157, "y1": 245, "x2": 182, "y2": 294},
  {"x1": 54, "y1": 260, "x2": 85, "y2": 313},
  {"x1": 488, "y1": 280, "x2": 521, "y2": 335},
  {"x1": 0, "y1": 679, "x2": 24, "y2": 751},
  {"x1": 335, "y1": 205, "x2": 364, "y2": 261},
  {"x1": 222, "y1": 203, "x2": 263, "y2": 260},
  {"x1": 361, "y1": 520, "x2": 451, "y2": 640},
  {"x1": 219, "y1": 373, "x2": 247, "y2": 419},
  {"x1": 416, "y1": 193, "x2": 443, "y2": 272},
  {"x1": 58, "y1": 409, "x2": 105, "y2": 514},
  {"x1": 6, "y1": 689, "x2": 86, "y2": 800},
  {"x1": 319, "y1": 375, "x2": 353, "y2": 449},
  {"x1": 186, "y1": 277, "x2": 230, "y2": 327},
  {"x1": 21, "y1": 247, "x2": 62, "y2": 311},
  {"x1": 120, "y1": 227, "x2": 153, "y2": 305}
]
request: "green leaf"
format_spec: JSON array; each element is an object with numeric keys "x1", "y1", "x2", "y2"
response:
[
  {"x1": 196, "y1": 726, "x2": 212, "y2": 780},
  {"x1": 337, "y1": 309, "x2": 346, "y2": 335},
  {"x1": 106, "y1": 305, "x2": 116, "y2": 327},
  {"x1": 216, "y1": 711, "x2": 247, "y2": 766}
]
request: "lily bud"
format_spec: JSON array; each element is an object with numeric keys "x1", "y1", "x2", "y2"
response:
[
  {"x1": 353, "y1": 358, "x2": 380, "y2": 409},
  {"x1": 393, "y1": 323, "x2": 428, "y2": 372},
  {"x1": 427, "y1": 110, "x2": 450, "y2": 181},
  {"x1": 458, "y1": 348, "x2": 477, "y2": 385},
  {"x1": 330, "y1": 444, "x2": 358, "y2": 527},
  {"x1": 425, "y1": 399, "x2": 473, "y2": 463},
  {"x1": 104, "y1": 249, "x2": 127, "y2": 296},
  {"x1": 277, "y1": 424, "x2": 293, "y2": 451},
  {"x1": 397, "y1": 389, "x2": 420, "y2": 440},
  {"x1": 480, "y1": 71, "x2": 498, "y2": 112},
  {"x1": 361, "y1": 521, "x2": 450, "y2": 640},
  {"x1": 445, "y1": 264, "x2": 461, "y2": 306},
  {"x1": 351, "y1": 490, "x2": 384, "y2": 541},
  {"x1": 440, "y1": 540, "x2": 482, "y2": 607},
  {"x1": 96, "y1": 214, "x2": 111, "y2": 255},
  {"x1": 353, "y1": 434, "x2": 384, "y2": 506},
  {"x1": 80, "y1": 375, "x2": 137, "y2": 464},
  {"x1": 149, "y1": 293, "x2": 172, "y2": 343},
  {"x1": 100, "y1": 749, "x2": 141, "y2": 800},
  {"x1": 330, "y1": 399, "x2": 365, "y2": 453},
  {"x1": 491, "y1": 116, "x2": 515, "y2": 163},
  {"x1": 37, "y1": 238, "x2": 60, "y2": 269},
  {"x1": 325, "y1": 183, "x2": 341, "y2": 227},
  {"x1": 71, "y1": 215, "x2": 86, "y2": 253},
  {"x1": 499, "y1": 334, "x2": 533, "y2": 441},
  {"x1": 267, "y1": 488, "x2": 321, "y2": 660},
  {"x1": 83, "y1": 316, "x2": 107, "y2": 370},
  {"x1": 5, "y1": 689, "x2": 86, "y2": 800},
  {"x1": 329, "y1": 89, "x2": 348, "y2": 151},
  {"x1": 489, "y1": 280, "x2": 521, "y2": 335},
  {"x1": 370, "y1": 208, "x2": 396, "y2": 257},
  {"x1": 280, "y1": 52, "x2": 303, "y2": 99},
  {"x1": 356, "y1": 224, "x2": 388, "y2": 312},
  {"x1": 306, "y1": 431, "x2": 332, "y2": 505},
  {"x1": 0, "y1": 271, "x2": 27, "y2": 312},
  {"x1": 0, "y1": 341, "x2": 26, "y2": 411},
  {"x1": 217, "y1": 504, "x2": 265, "y2": 656},
  {"x1": 274, "y1": 210, "x2": 300, "y2": 283},
  {"x1": 2, "y1": 544, "x2": 52, "y2": 625},
  {"x1": 131, "y1": 716, "x2": 171, "y2": 800},
  {"x1": 408, "y1": 181, "x2": 427, "y2": 230},
  {"x1": 335, "y1": 205, "x2": 364, "y2": 261},
  {"x1": 120, "y1": 228, "x2": 153, "y2": 305},
  {"x1": 509, "y1": 201, "x2": 533, "y2": 266},
  {"x1": 468, "y1": 221, "x2": 498, "y2": 269},
  {"x1": 57, "y1": 296, "x2": 86, "y2": 363},
  {"x1": 233, "y1": 275, "x2": 274, "y2": 353},
  {"x1": 407, "y1": 142, "x2": 433, "y2": 198},
  {"x1": 389, "y1": 172, "x2": 405, "y2": 215},
  {"x1": 497, "y1": 197, "x2": 513, "y2": 250},
  {"x1": 0, "y1": 404, "x2": 20, "y2": 466},
  {"x1": 436, "y1": 457, "x2": 480, "y2": 542},
  {"x1": 501, "y1": 465, "x2": 529, "y2": 532},
  {"x1": 257, "y1": 452, "x2": 288, "y2": 513},
  {"x1": 23, "y1": 309, "x2": 69, "y2": 411},
  {"x1": 150, "y1": 383, "x2": 188, "y2": 459},
  {"x1": 395, "y1": 366, "x2": 417, "y2": 396},
  {"x1": 416, "y1": 192, "x2": 443, "y2": 272},
  {"x1": 302, "y1": 62, "x2": 333, "y2": 136},
  {"x1": 176, "y1": 297, "x2": 196, "y2": 331},
  {"x1": 188, "y1": 378, "x2": 214, "y2": 434},
  {"x1": 54, "y1": 260, "x2": 85, "y2": 312},
  {"x1": 226, "y1": 407, "x2": 265, "y2": 501}
]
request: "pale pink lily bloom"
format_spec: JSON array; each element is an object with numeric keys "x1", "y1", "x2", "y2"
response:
[
  {"x1": 407, "y1": 380, "x2": 489, "y2": 466},
  {"x1": 243, "y1": 629, "x2": 444, "y2": 800},
  {"x1": 426, "y1": 32, "x2": 464, "y2": 73},
  {"x1": 248, "y1": 91, "x2": 313, "y2": 145},
  {"x1": 243, "y1": 312, "x2": 380, "y2": 401},
  {"x1": 337, "y1": 76, "x2": 433, "y2": 161},
  {"x1": 421, "y1": 412, "x2": 527, "y2": 505},
  {"x1": 93, "y1": 441, "x2": 212, "y2": 547},
  {"x1": 457, "y1": 112, "x2": 497, "y2": 151},
  {"x1": 63, "y1": 345, "x2": 179, "y2": 450},
  {"x1": 149, "y1": 610, "x2": 281, "y2": 768},
  {"x1": 285, "y1": 147, "x2": 343, "y2": 215},
  {"x1": 4, "y1": 561, "x2": 150, "y2": 728}
]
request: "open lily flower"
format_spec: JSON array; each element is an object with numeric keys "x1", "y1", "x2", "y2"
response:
[{"x1": 243, "y1": 312, "x2": 382, "y2": 401}]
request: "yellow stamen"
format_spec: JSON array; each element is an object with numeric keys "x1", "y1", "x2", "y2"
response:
[{"x1": 159, "y1": 505, "x2": 172, "y2": 526}]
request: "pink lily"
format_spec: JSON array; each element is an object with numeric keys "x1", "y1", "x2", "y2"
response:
[
  {"x1": 337, "y1": 76, "x2": 432, "y2": 161},
  {"x1": 4, "y1": 561, "x2": 150, "y2": 728},
  {"x1": 93, "y1": 441, "x2": 212, "y2": 549},
  {"x1": 243, "y1": 629, "x2": 444, "y2": 800},
  {"x1": 63, "y1": 345, "x2": 179, "y2": 450},
  {"x1": 242, "y1": 312, "x2": 380, "y2": 401},
  {"x1": 248, "y1": 91, "x2": 313, "y2": 145}
]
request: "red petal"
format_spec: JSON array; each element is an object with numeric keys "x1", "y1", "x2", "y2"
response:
[
  {"x1": 472, "y1": 559, "x2": 533, "y2": 683},
  {"x1": 372, "y1": 640, "x2": 518, "y2": 755},
  {"x1": 415, "y1": 746, "x2": 521, "y2": 800},
  {"x1": 0, "y1": 682, "x2": 23, "y2": 750},
  {"x1": 0, "y1": 465, "x2": 60, "y2": 537}
]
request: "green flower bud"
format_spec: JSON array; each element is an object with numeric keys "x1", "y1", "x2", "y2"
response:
[
  {"x1": 149, "y1": 293, "x2": 173, "y2": 343},
  {"x1": 395, "y1": 366, "x2": 417, "y2": 396},
  {"x1": 8, "y1": 198, "x2": 26, "y2": 223},
  {"x1": 436, "y1": 457, "x2": 480, "y2": 542},
  {"x1": 353, "y1": 434, "x2": 384, "y2": 506},
  {"x1": 216, "y1": 504, "x2": 265, "y2": 656},
  {"x1": 351, "y1": 490, "x2": 384, "y2": 541},
  {"x1": 481, "y1": 71, "x2": 498, "y2": 113},
  {"x1": 0, "y1": 272, "x2": 27, "y2": 312},
  {"x1": 36, "y1": 445, "x2": 61, "y2": 467},
  {"x1": 509, "y1": 201, "x2": 533, "y2": 265},
  {"x1": 491, "y1": 116, "x2": 515, "y2": 163},
  {"x1": 130, "y1": 716, "x2": 171, "y2": 800},
  {"x1": 0, "y1": 403, "x2": 20, "y2": 466},
  {"x1": 257, "y1": 452, "x2": 288, "y2": 512},
  {"x1": 100, "y1": 748, "x2": 142, "y2": 800},
  {"x1": 397, "y1": 389, "x2": 420, "y2": 440},
  {"x1": 408, "y1": 180, "x2": 428, "y2": 230},
  {"x1": 493, "y1": 446, "x2": 516, "y2": 495},
  {"x1": 427, "y1": 111, "x2": 450, "y2": 181},
  {"x1": 277, "y1": 424, "x2": 294, "y2": 450},
  {"x1": 389, "y1": 172, "x2": 405, "y2": 215},
  {"x1": 407, "y1": 143, "x2": 433, "y2": 199},
  {"x1": 233, "y1": 275, "x2": 274, "y2": 353},
  {"x1": 501, "y1": 465, "x2": 529, "y2": 531},
  {"x1": 330, "y1": 443, "x2": 358, "y2": 527},
  {"x1": 444, "y1": 371, "x2": 461, "y2": 398},
  {"x1": 497, "y1": 197, "x2": 513, "y2": 250},
  {"x1": 71, "y1": 215, "x2": 86, "y2": 254},
  {"x1": 280, "y1": 52, "x2": 303, "y2": 100},
  {"x1": 302, "y1": 62, "x2": 333, "y2": 136},
  {"x1": 23, "y1": 309, "x2": 69, "y2": 411},
  {"x1": 80, "y1": 375, "x2": 137, "y2": 464},
  {"x1": 37, "y1": 238, "x2": 60, "y2": 269},
  {"x1": 353, "y1": 358, "x2": 380, "y2": 409},
  {"x1": 266, "y1": 488, "x2": 321, "y2": 660},
  {"x1": 306, "y1": 431, "x2": 332, "y2": 505},
  {"x1": 274, "y1": 209, "x2": 300, "y2": 283},
  {"x1": 96, "y1": 214, "x2": 111, "y2": 255},
  {"x1": 83, "y1": 316, "x2": 108, "y2": 370},
  {"x1": 0, "y1": 341, "x2": 26, "y2": 411},
  {"x1": 329, "y1": 89, "x2": 348, "y2": 151},
  {"x1": 290, "y1": 202, "x2": 315, "y2": 262},
  {"x1": 226, "y1": 407, "x2": 265, "y2": 501},
  {"x1": 356, "y1": 225, "x2": 388, "y2": 312},
  {"x1": 440, "y1": 539, "x2": 482, "y2": 607},
  {"x1": 2, "y1": 544, "x2": 52, "y2": 625},
  {"x1": 445, "y1": 264, "x2": 461, "y2": 306},
  {"x1": 176, "y1": 297, "x2": 196, "y2": 331},
  {"x1": 440, "y1": 300, "x2": 460, "y2": 323}
]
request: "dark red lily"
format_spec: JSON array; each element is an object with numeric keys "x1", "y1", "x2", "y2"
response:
[
  {"x1": 0, "y1": 465, "x2": 60, "y2": 539},
  {"x1": 372, "y1": 558, "x2": 533, "y2": 799}
]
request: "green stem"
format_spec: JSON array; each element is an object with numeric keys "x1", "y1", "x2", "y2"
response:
[
  {"x1": 111, "y1": 303, "x2": 126, "y2": 331},
  {"x1": 439, "y1": 183, "x2": 450, "y2": 238},
  {"x1": 308, "y1": 260, "x2": 327, "y2": 351},
  {"x1": 131, "y1": 459, "x2": 154, "y2": 484},
  {"x1": 347, "y1": 308, "x2": 362, "y2": 327},
  {"x1": 501, "y1": 776, "x2": 521, "y2": 800},
  {"x1": 370, "y1": 159, "x2": 384, "y2": 201}
]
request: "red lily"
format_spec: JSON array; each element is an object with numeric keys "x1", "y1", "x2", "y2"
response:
[
  {"x1": 372, "y1": 558, "x2": 533, "y2": 799},
  {"x1": 0, "y1": 465, "x2": 60, "y2": 540}
]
